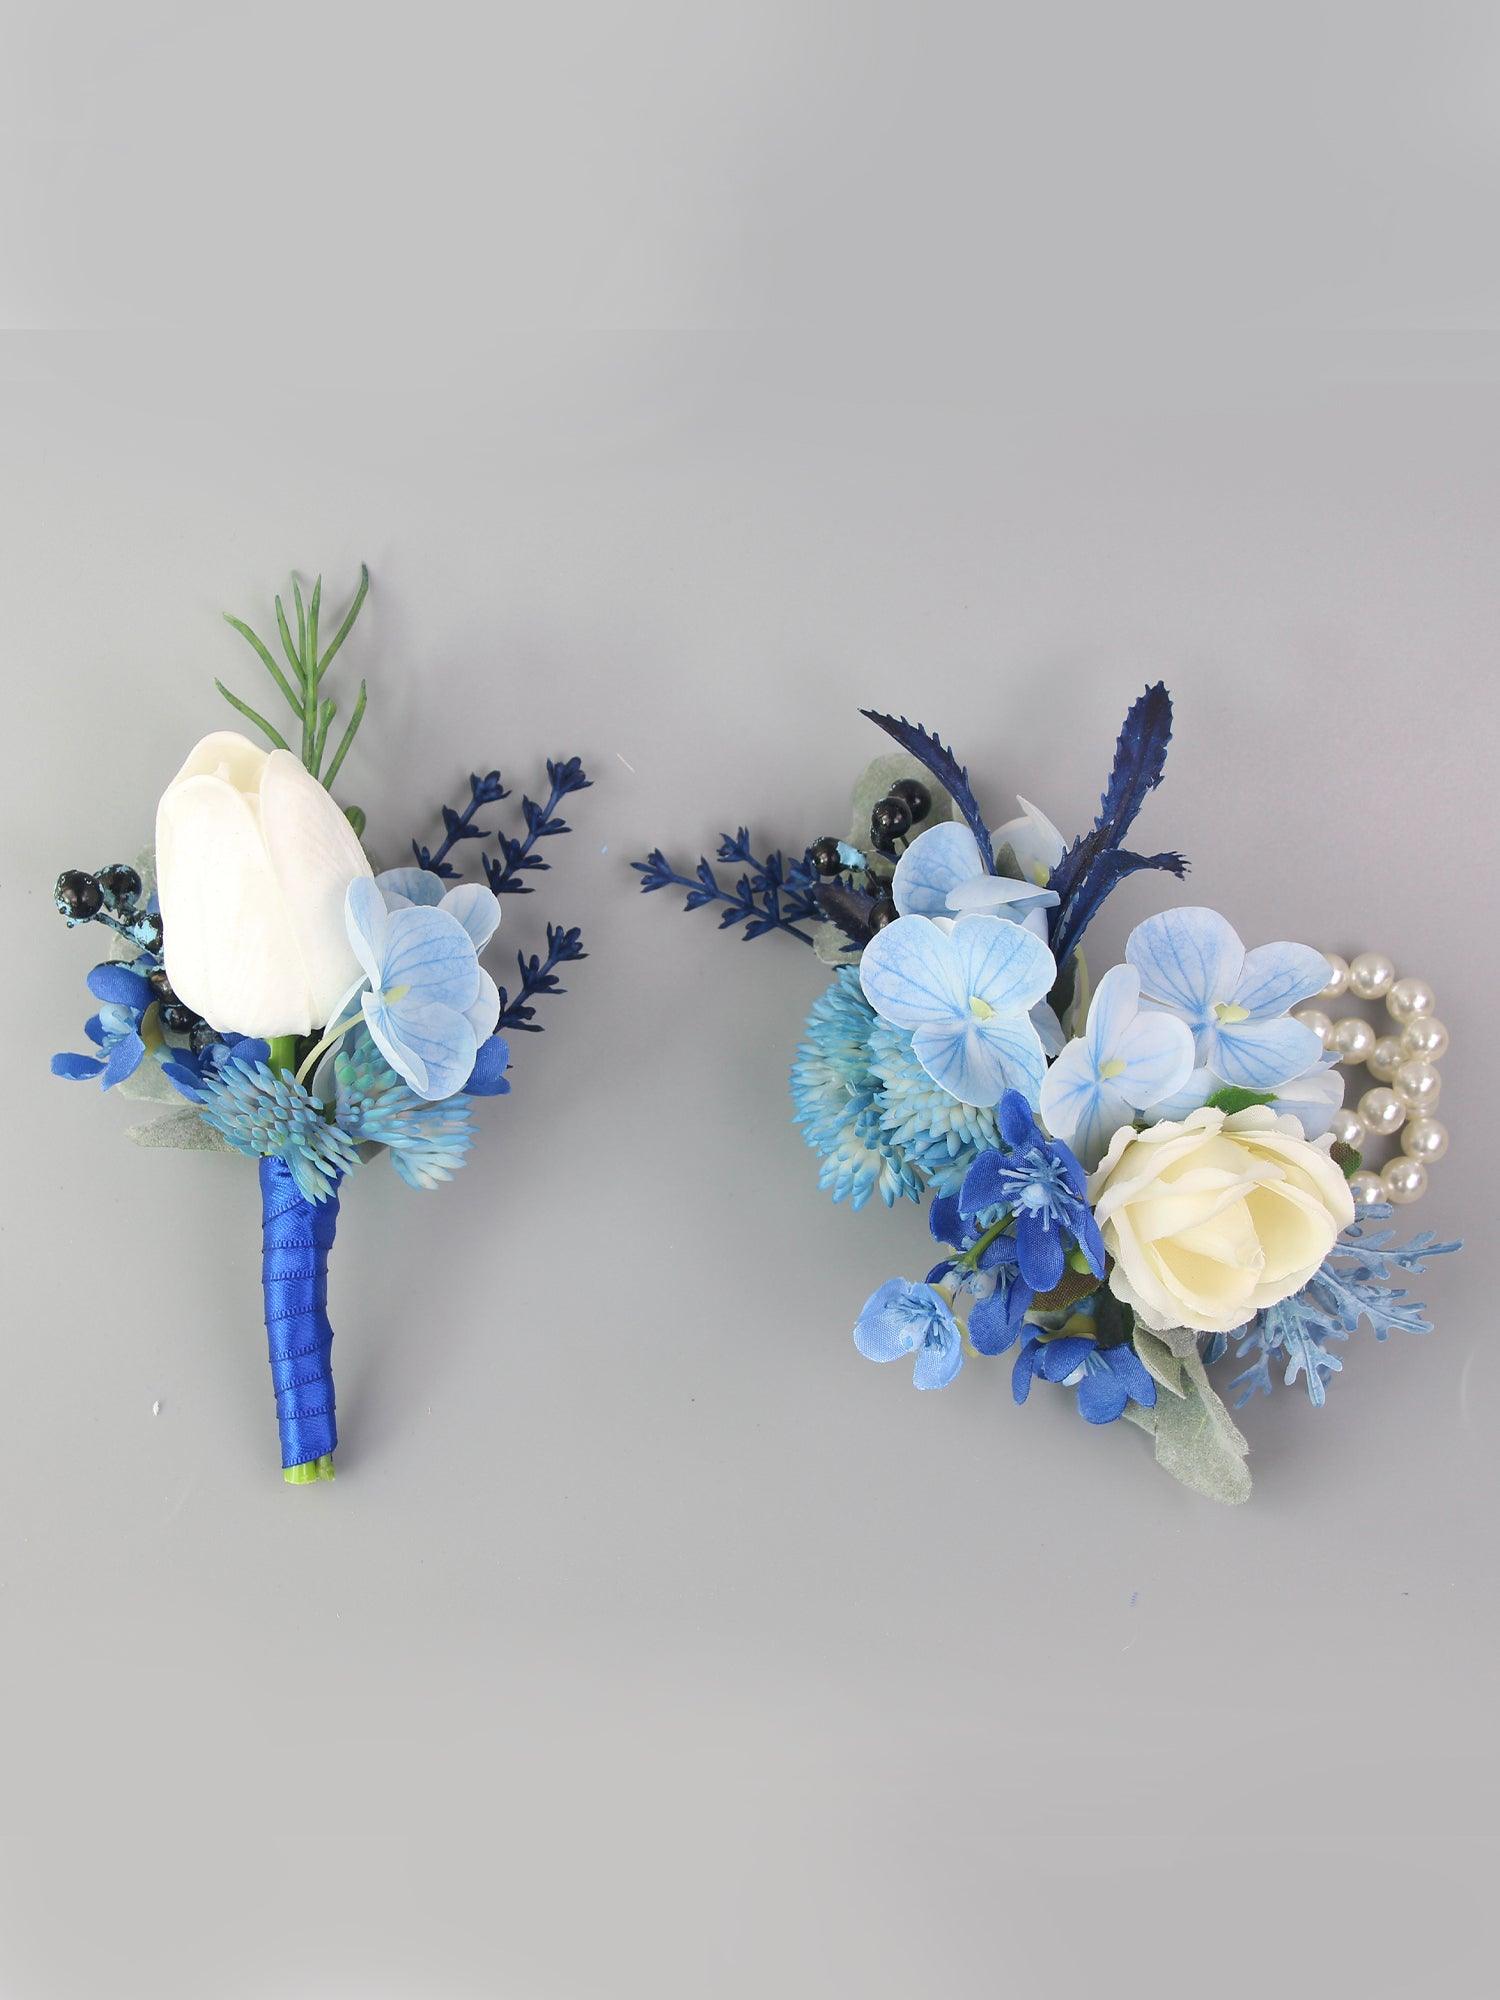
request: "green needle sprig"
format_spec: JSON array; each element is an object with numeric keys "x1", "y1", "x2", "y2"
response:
[{"x1": 218, "y1": 565, "x2": 371, "y2": 819}]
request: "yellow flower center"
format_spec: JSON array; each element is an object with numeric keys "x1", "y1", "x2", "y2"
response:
[
  {"x1": 1099, "y1": 1057, "x2": 1127, "y2": 1080},
  {"x1": 1214, "y1": 1001, "x2": 1250, "y2": 1024},
  {"x1": 968, "y1": 995, "x2": 994, "y2": 1022}
]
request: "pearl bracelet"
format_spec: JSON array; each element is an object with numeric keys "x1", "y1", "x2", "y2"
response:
[{"x1": 1294, "y1": 953, "x2": 1448, "y2": 1209}]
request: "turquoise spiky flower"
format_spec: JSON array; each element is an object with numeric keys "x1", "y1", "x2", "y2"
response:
[
  {"x1": 334, "y1": 1028, "x2": 474, "y2": 1190},
  {"x1": 199, "y1": 1057, "x2": 361, "y2": 1204},
  {"x1": 790, "y1": 970, "x2": 922, "y2": 1209},
  {"x1": 867, "y1": 1018, "x2": 1000, "y2": 1196}
]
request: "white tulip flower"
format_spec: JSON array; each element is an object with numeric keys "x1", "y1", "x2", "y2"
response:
[{"x1": 155, "y1": 731, "x2": 373, "y2": 1037}]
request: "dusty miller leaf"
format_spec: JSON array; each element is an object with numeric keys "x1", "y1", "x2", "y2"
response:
[
  {"x1": 1133, "y1": 1327, "x2": 1185, "y2": 1397},
  {"x1": 1141, "y1": 1346, "x2": 1252, "y2": 1505},
  {"x1": 127, "y1": 1108, "x2": 236, "y2": 1154}
]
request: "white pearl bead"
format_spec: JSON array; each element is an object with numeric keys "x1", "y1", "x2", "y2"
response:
[
  {"x1": 1328, "y1": 1107, "x2": 1367, "y2": 1150},
  {"x1": 1319, "y1": 953, "x2": 1350, "y2": 1001},
  {"x1": 1367, "y1": 1035, "x2": 1406, "y2": 1082},
  {"x1": 1349, "y1": 952, "x2": 1396, "y2": 1001},
  {"x1": 1295, "y1": 1007, "x2": 1333, "y2": 1045},
  {"x1": 1328, "y1": 1017, "x2": 1376, "y2": 1064},
  {"x1": 1349, "y1": 1170, "x2": 1386, "y2": 1209},
  {"x1": 1358, "y1": 1085, "x2": 1406, "y2": 1137},
  {"x1": 1393, "y1": 1059, "x2": 1441, "y2": 1112},
  {"x1": 1402, "y1": 1116, "x2": 1449, "y2": 1163},
  {"x1": 1381, "y1": 1155, "x2": 1428, "y2": 1204},
  {"x1": 1385, "y1": 976, "x2": 1435, "y2": 1024},
  {"x1": 1400, "y1": 1015, "x2": 1449, "y2": 1061}
]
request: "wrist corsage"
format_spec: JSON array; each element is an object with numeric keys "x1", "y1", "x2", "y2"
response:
[
  {"x1": 53, "y1": 567, "x2": 588, "y2": 1482},
  {"x1": 634, "y1": 687, "x2": 1458, "y2": 1502}
]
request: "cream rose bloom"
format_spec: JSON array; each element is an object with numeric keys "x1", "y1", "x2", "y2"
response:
[{"x1": 1087, "y1": 1105, "x2": 1355, "y2": 1335}]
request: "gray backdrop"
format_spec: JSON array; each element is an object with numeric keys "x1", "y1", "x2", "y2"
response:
[{"x1": 2, "y1": 8, "x2": 1498, "y2": 1997}]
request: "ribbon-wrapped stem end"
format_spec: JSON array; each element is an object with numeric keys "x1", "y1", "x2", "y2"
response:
[{"x1": 284, "y1": 1454, "x2": 336, "y2": 1484}]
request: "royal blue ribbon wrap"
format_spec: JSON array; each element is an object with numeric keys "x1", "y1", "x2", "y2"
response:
[{"x1": 258, "y1": 1156, "x2": 339, "y2": 1470}]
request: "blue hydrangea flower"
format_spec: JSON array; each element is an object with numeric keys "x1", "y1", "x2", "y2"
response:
[
  {"x1": 790, "y1": 972, "x2": 922, "y2": 1209},
  {"x1": 891, "y1": 821, "x2": 1058, "y2": 937},
  {"x1": 1012, "y1": 1328, "x2": 1157, "y2": 1424},
  {"x1": 1038, "y1": 963, "x2": 1196, "y2": 1167},
  {"x1": 1125, "y1": 907, "x2": 1328, "y2": 1091},
  {"x1": 853, "y1": 1277, "x2": 964, "y2": 1389},
  {"x1": 198, "y1": 1056, "x2": 361, "y2": 1204},
  {"x1": 334, "y1": 1028, "x2": 476, "y2": 1190},
  {"x1": 51, "y1": 962, "x2": 155, "y2": 1088},
  {"x1": 341, "y1": 876, "x2": 500, "y2": 1101},
  {"x1": 866, "y1": 1019, "x2": 999, "y2": 1195},
  {"x1": 859, "y1": 913, "x2": 1056, "y2": 1109},
  {"x1": 958, "y1": 1090, "x2": 1106, "y2": 1294}
]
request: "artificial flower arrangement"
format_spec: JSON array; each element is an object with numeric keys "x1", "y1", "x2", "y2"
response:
[
  {"x1": 635, "y1": 687, "x2": 1458, "y2": 1501},
  {"x1": 52, "y1": 567, "x2": 588, "y2": 1481}
]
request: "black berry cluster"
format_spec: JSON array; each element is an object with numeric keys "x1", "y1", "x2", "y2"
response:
[{"x1": 53, "y1": 863, "x2": 214, "y2": 1049}]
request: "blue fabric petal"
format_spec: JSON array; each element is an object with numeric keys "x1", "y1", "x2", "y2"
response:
[
  {"x1": 1012, "y1": 1338, "x2": 1043, "y2": 1403},
  {"x1": 1076, "y1": 1365, "x2": 1131, "y2": 1424},
  {"x1": 968, "y1": 1284, "x2": 1026, "y2": 1355},
  {"x1": 1109, "y1": 1344, "x2": 1158, "y2": 1408},
  {"x1": 1232, "y1": 942, "x2": 1332, "y2": 1021},
  {"x1": 161, "y1": 1059, "x2": 208, "y2": 1100},
  {"x1": 853, "y1": 1278, "x2": 925, "y2": 1362},
  {"x1": 929, "y1": 1192, "x2": 964, "y2": 1247},
  {"x1": 83, "y1": 1013, "x2": 107, "y2": 1046},
  {"x1": 1126, "y1": 907, "x2": 1244, "y2": 1024},
  {"x1": 859, "y1": 915, "x2": 967, "y2": 1029},
  {"x1": 1014, "y1": 1208, "x2": 1066, "y2": 1292},
  {"x1": 1038, "y1": 1334, "x2": 1096, "y2": 1383},
  {"x1": 890, "y1": 822, "x2": 986, "y2": 918},
  {"x1": 51, "y1": 1051, "x2": 105, "y2": 1080},
  {"x1": 997, "y1": 1089, "x2": 1034, "y2": 1149},
  {"x1": 977, "y1": 1232, "x2": 1021, "y2": 1274},
  {"x1": 376, "y1": 867, "x2": 446, "y2": 909},
  {"x1": 1208, "y1": 1014, "x2": 1325, "y2": 1090},
  {"x1": 102, "y1": 1033, "x2": 147, "y2": 1088},
  {"x1": 958, "y1": 1151, "x2": 1007, "y2": 1216},
  {"x1": 911, "y1": 1319, "x2": 963, "y2": 1390},
  {"x1": 86, "y1": 963, "x2": 153, "y2": 1010},
  {"x1": 464, "y1": 1033, "x2": 512, "y2": 1096}
]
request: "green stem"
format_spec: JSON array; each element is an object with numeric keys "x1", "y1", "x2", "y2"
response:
[
  {"x1": 284, "y1": 1454, "x2": 335, "y2": 1484},
  {"x1": 294, "y1": 1011, "x2": 363, "y2": 1086},
  {"x1": 958, "y1": 1212, "x2": 1012, "y2": 1271},
  {"x1": 268, "y1": 1034, "x2": 299, "y2": 1079}
]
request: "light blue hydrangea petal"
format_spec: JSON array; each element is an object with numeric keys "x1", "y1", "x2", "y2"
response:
[
  {"x1": 992, "y1": 795, "x2": 1067, "y2": 885},
  {"x1": 946, "y1": 913, "x2": 1055, "y2": 1018},
  {"x1": 362, "y1": 991, "x2": 478, "y2": 1102},
  {"x1": 376, "y1": 867, "x2": 446, "y2": 909},
  {"x1": 379, "y1": 906, "x2": 481, "y2": 1013},
  {"x1": 1083, "y1": 963, "x2": 1141, "y2": 1066},
  {"x1": 1232, "y1": 941, "x2": 1332, "y2": 1021},
  {"x1": 1111, "y1": 1007, "x2": 1197, "y2": 1108},
  {"x1": 913, "y1": 1011, "x2": 1046, "y2": 1108},
  {"x1": 1030, "y1": 1000, "x2": 1066, "y2": 1058},
  {"x1": 891, "y1": 822, "x2": 986, "y2": 918},
  {"x1": 1267, "y1": 1059, "x2": 1345, "y2": 1139},
  {"x1": 465, "y1": 967, "x2": 501, "y2": 1041},
  {"x1": 859, "y1": 915, "x2": 968, "y2": 1029},
  {"x1": 439, "y1": 882, "x2": 503, "y2": 952},
  {"x1": 912, "y1": 1319, "x2": 963, "y2": 1389},
  {"x1": 344, "y1": 876, "x2": 390, "y2": 984},
  {"x1": 1038, "y1": 1034, "x2": 1100, "y2": 1142},
  {"x1": 1209, "y1": 1013, "x2": 1325, "y2": 1090},
  {"x1": 1145, "y1": 1065, "x2": 1215, "y2": 1123},
  {"x1": 944, "y1": 873, "x2": 1059, "y2": 917},
  {"x1": 1126, "y1": 907, "x2": 1245, "y2": 1024},
  {"x1": 853, "y1": 1278, "x2": 923, "y2": 1361}
]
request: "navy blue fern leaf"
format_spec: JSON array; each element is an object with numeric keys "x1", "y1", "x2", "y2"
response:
[
  {"x1": 496, "y1": 924, "x2": 588, "y2": 1033},
  {"x1": 858, "y1": 711, "x2": 994, "y2": 872},
  {"x1": 484, "y1": 757, "x2": 593, "y2": 895},
  {"x1": 412, "y1": 770, "x2": 510, "y2": 879},
  {"x1": 632, "y1": 831, "x2": 822, "y2": 945},
  {"x1": 1046, "y1": 683, "x2": 1186, "y2": 967}
]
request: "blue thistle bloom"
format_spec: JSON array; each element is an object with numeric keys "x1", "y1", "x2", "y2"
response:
[
  {"x1": 790, "y1": 971, "x2": 922, "y2": 1209},
  {"x1": 198, "y1": 1057, "x2": 361, "y2": 1205},
  {"x1": 866, "y1": 1018, "x2": 999, "y2": 1195},
  {"x1": 334, "y1": 1029, "x2": 475, "y2": 1190}
]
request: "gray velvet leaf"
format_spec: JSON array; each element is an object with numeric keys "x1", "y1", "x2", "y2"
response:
[
  {"x1": 812, "y1": 919, "x2": 863, "y2": 968},
  {"x1": 1142, "y1": 1346, "x2": 1252, "y2": 1505},
  {"x1": 126, "y1": 1108, "x2": 236, "y2": 1154},
  {"x1": 1133, "y1": 1327, "x2": 1185, "y2": 1397}
]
